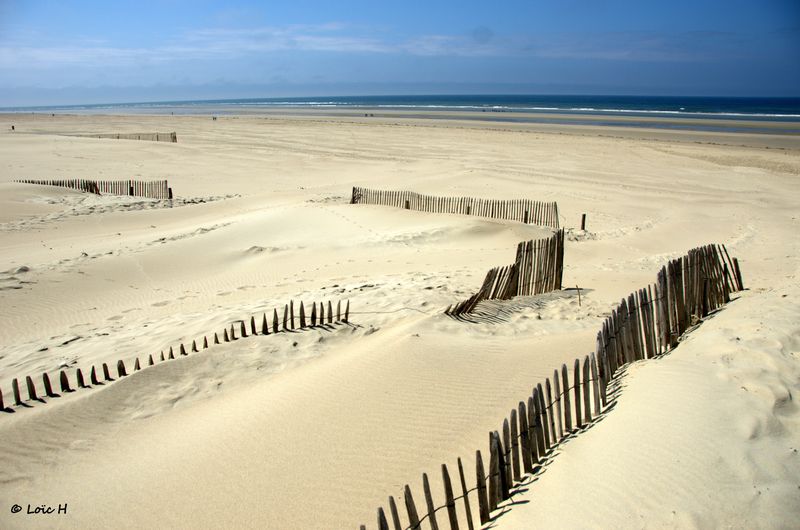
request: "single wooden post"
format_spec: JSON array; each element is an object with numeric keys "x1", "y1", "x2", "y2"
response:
[
  {"x1": 553, "y1": 369, "x2": 563, "y2": 440},
  {"x1": 591, "y1": 353, "x2": 602, "y2": 416},
  {"x1": 501, "y1": 421, "x2": 512, "y2": 493},
  {"x1": 387, "y1": 496, "x2": 402, "y2": 530},
  {"x1": 404, "y1": 485, "x2": 422, "y2": 530},
  {"x1": 168, "y1": 188, "x2": 173, "y2": 200},
  {"x1": 262, "y1": 314, "x2": 269, "y2": 335},
  {"x1": 422, "y1": 473, "x2": 439, "y2": 530},
  {"x1": 510, "y1": 409, "x2": 521, "y2": 481},
  {"x1": 475, "y1": 450, "x2": 490, "y2": 524},
  {"x1": 441, "y1": 464, "x2": 459, "y2": 530},
  {"x1": 337, "y1": 300, "x2": 342, "y2": 321},
  {"x1": 90, "y1": 366, "x2": 100, "y2": 385},
  {"x1": 251, "y1": 316, "x2": 257, "y2": 335},
  {"x1": 26, "y1": 376, "x2": 38, "y2": 401},
  {"x1": 149, "y1": 354, "x2": 155, "y2": 365},
  {"x1": 299, "y1": 302, "x2": 307, "y2": 328},
  {"x1": 527, "y1": 396, "x2": 540, "y2": 465},
  {"x1": 583, "y1": 356, "x2": 592, "y2": 423},
  {"x1": 161, "y1": 351, "x2": 166, "y2": 361},
  {"x1": 344, "y1": 300, "x2": 350, "y2": 323},
  {"x1": 457, "y1": 457, "x2": 475, "y2": 530},
  {"x1": 732, "y1": 258, "x2": 744, "y2": 290},
  {"x1": 488, "y1": 433, "x2": 500, "y2": 511},
  {"x1": 581, "y1": 214, "x2": 586, "y2": 230},
  {"x1": 239, "y1": 321, "x2": 247, "y2": 338},
  {"x1": 76, "y1": 369, "x2": 87, "y2": 388},
  {"x1": 518, "y1": 401, "x2": 532, "y2": 474},
  {"x1": 574, "y1": 358, "x2": 582, "y2": 428},
  {"x1": 192, "y1": 339, "x2": 198, "y2": 352},
  {"x1": 328, "y1": 301, "x2": 333, "y2": 324},
  {"x1": 134, "y1": 358, "x2": 141, "y2": 371},
  {"x1": 12, "y1": 378, "x2": 21, "y2": 405},
  {"x1": 117, "y1": 360, "x2": 127, "y2": 377},
  {"x1": 273, "y1": 308, "x2": 280, "y2": 333},
  {"x1": 405, "y1": 199, "x2": 410, "y2": 209},
  {"x1": 223, "y1": 329, "x2": 230, "y2": 343},
  {"x1": 283, "y1": 305, "x2": 289, "y2": 331},
  {"x1": 60, "y1": 370, "x2": 72, "y2": 392},
  {"x1": 42, "y1": 373, "x2": 55, "y2": 397},
  {"x1": 214, "y1": 332, "x2": 220, "y2": 345},
  {"x1": 319, "y1": 302, "x2": 324, "y2": 324},
  {"x1": 0, "y1": 387, "x2": 4, "y2": 410},
  {"x1": 545, "y1": 379, "x2": 557, "y2": 443},
  {"x1": 310, "y1": 302, "x2": 317, "y2": 327},
  {"x1": 180, "y1": 343, "x2": 187, "y2": 355}
]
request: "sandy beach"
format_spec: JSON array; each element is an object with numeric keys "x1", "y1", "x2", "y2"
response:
[{"x1": 0, "y1": 110, "x2": 798, "y2": 529}]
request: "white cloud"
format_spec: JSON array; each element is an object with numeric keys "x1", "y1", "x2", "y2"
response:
[{"x1": 0, "y1": 24, "x2": 744, "y2": 72}]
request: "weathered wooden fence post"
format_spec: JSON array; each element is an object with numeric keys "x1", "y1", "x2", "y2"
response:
[
  {"x1": 441, "y1": 463, "x2": 459, "y2": 530},
  {"x1": 422, "y1": 473, "x2": 439, "y2": 530},
  {"x1": 26, "y1": 376, "x2": 37, "y2": 401},
  {"x1": 475, "y1": 450, "x2": 490, "y2": 524},
  {"x1": 12, "y1": 378, "x2": 22, "y2": 405},
  {"x1": 404, "y1": 485, "x2": 422, "y2": 530}
]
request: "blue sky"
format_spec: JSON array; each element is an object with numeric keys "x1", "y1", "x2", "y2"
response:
[{"x1": 0, "y1": 0, "x2": 798, "y2": 105}]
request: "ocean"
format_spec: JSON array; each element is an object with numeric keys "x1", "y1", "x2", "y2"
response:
[{"x1": 4, "y1": 95, "x2": 800, "y2": 133}]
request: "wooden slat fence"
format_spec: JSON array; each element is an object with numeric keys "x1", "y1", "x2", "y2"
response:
[
  {"x1": 15, "y1": 178, "x2": 172, "y2": 200},
  {"x1": 446, "y1": 229, "x2": 565, "y2": 316},
  {"x1": 351, "y1": 186, "x2": 560, "y2": 229},
  {"x1": 0, "y1": 299, "x2": 350, "y2": 414},
  {"x1": 77, "y1": 132, "x2": 177, "y2": 143},
  {"x1": 360, "y1": 243, "x2": 743, "y2": 530}
]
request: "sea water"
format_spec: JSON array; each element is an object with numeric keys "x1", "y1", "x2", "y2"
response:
[{"x1": 4, "y1": 94, "x2": 800, "y2": 132}]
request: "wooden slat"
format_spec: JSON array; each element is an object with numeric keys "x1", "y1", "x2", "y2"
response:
[
  {"x1": 553, "y1": 369, "x2": 563, "y2": 440},
  {"x1": 441, "y1": 464, "x2": 459, "y2": 530},
  {"x1": 562, "y1": 364, "x2": 572, "y2": 432},
  {"x1": 404, "y1": 485, "x2": 421, "y2": 530},
  {"x1": 518, "y1": 401, "x2": 532, "y2": 474},
  {"x1": 530, "y1": 389, "x2": 545, "y2": 458},
  {"x1": 422, "y1": 473, "x2": 439, "y2": 530},
  {"x1": 583, "y1": 356, "x2": 592, "y2": 423},
  {"x1": 388, "y1": 496, "x2": 402, "y2": 530},
  {"x1": 488, "y1": 433, "x2": 500, "y2": 510},
  {"x1": 457, "y1": 457, "x2": 475, "y2": 530},
  {"x1": 475, "y1": 450, "x2": 490, "y2": 524},
  {"x1": 545, "y1": 378, "x2": 557, "y2": 443},
  {"x1": 510, "y1": 409, "x2": 521, "y2": 481},
  {"x1": 574, "y1": 358, "x2": 582, "y2": 428}
]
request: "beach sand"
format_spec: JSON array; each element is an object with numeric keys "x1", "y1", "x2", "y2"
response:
[{"x1": 0, "y1": 111, "x2": 798, "y2": 529}]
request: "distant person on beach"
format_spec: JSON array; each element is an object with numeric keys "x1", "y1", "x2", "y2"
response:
[{"x1": 10, "y1": 125, "x2": 14, "y2": 131}]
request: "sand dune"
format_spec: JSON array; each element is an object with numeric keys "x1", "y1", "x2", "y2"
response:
[
  {"x1": 0, "y1": 112, "x2": 798, "y2": 529},
  {"x1": 494, "y1": 286, "x2": 800, "y2": 529}
]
